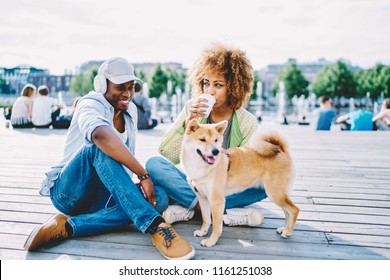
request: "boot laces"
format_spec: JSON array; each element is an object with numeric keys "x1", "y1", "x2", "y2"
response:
[
  {"x1": 48, "y1": 232, "x2": 67, "y2": 245},
  {"x1": 157, "y1": 226, "x2": 176, "y2": 249}
]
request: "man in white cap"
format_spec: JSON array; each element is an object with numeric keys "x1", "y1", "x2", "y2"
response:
[{"x1": 24, "y1": 57, "x2": 195, "y2": 260}]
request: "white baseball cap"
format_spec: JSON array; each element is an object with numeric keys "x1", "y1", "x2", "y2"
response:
[{"x1": 98, "y1": 57, "x2": 141, "y2": 84}]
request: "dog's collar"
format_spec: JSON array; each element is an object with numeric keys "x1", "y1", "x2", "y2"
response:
[
  {"x1": 222, "y1": 150, "x2": 230, "y2": 157},
  {"x1": 222, "y1": 150, "x2": 231, "y2": 171}
]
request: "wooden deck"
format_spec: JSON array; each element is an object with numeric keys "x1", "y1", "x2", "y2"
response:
[{"x1": 0, "y1": 118, "x2": 389, "y2": 260}]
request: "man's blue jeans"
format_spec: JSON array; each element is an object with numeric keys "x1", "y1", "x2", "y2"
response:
[
  {"x1": 50, "y1": 145, "x2": 168, "y2": 237},
  {"x1": 146, "y1": 156, "x2": 268, "y2": 210}
]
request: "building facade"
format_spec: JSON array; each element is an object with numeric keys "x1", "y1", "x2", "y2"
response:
[
  {"x1": 256, "y1": 58, "x2": 333, "y2": 98},
  {"x1": 0, "y1": 65, "x2": 72, "y2": 95}
]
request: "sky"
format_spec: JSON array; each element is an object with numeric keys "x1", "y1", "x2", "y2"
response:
[{"x1": 0, "y1": 0, "x2": 389, "y2": 75}]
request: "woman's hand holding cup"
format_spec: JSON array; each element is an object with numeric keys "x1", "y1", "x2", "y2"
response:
[{"x1": 186, "y1": 94, "x2": 216, "y2": 124}]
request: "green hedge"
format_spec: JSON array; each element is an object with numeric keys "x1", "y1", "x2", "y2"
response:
[{"x1": 0, "y1": 104, "x2": 13, "y2": 109}]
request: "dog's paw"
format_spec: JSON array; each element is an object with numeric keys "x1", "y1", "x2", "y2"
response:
[
  {"x1": 276, "y1": 227, "x2": 292, "y2": 238},
  {"x1": 200, "y1": 238, "x2": 217, "y2": 247},
  {"x1": 194, "y1": 229, "x2": 207, "y2": 237}
]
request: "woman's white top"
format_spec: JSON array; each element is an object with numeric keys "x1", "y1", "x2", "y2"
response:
[{"x1": 11, "y1": 96, "x2": 31, "y2": 119}]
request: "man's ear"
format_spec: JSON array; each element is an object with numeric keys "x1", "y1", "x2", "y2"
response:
[
  {"x1": 215, "y1": 120, "x2": 228, "y2": 135},
  {"x1": 186, "y1": 119, "x2": 200, "y2": 134}
]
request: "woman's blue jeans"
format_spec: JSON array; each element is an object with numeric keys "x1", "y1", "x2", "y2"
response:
[
  {"x1": 50, "y1": 145, "x2": 168, "y2": 237},
  {"x1": 146, "y1": 156, "x2": 268, "y2": 210}
]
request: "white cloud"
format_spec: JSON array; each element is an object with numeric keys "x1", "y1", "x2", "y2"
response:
[{"x1": 0, "y1": 0, "x2": 389, "y2": 74}]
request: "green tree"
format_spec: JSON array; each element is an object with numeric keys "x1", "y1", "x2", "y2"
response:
[
  {"x1": 312, "y1": 60, "x2": 356, "y2": 98},
  {"x1": 354, "y1": 68, "x2": 375, "y2": 98},
  {"x1": 166, "y1": 68, "x2": 186, "y2": 95},
  {"x1": 251, "y1": 73, "x2": 261, "y2": 100},
  {"x1": 376, "y1": 64, "x2": 390, "y2": 98},
  {"x1": 272, "y1": 60, "x2": 309, "y2": 98},
  {"x1": 149, "y1": 64, "x2": 168, "y2": 98},
  {"x1": 135, "y1": 69, "x2": 147, "y2": 83},
  {"x1": 0, "y1": 78, "x2": 11, "y2": 94},
  {"x1": 354, "y1": 64, "x2": 390, "y2": 99},
  {"x1": 70, "y1": 69, "x2": 97, "y2": 96}
]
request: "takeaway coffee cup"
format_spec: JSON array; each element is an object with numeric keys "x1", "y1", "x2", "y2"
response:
[{"x1": 198, "y1": 93, "x2": 216, "y2": 117}]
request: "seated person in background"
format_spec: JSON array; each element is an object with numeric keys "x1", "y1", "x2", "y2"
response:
[
  {"x1": 32, "y1": 85, "x2": 63, "y2": 128},
  {"x1": 336, "y1": 109, "x2": 374, "y2": 131},
  {"x1": 4, "y1": 106, "x2": 12, "y2": 120},
  {"x1": 132, "y1": 82, "x2": 158, "y2": 129},
  {"x1": 10, "y1": 83, "x2": 36, "y2": 128},
  {"x1": 312, "y1": 95, "x2": 335, "y2": 131},
  {"x1": 372, "y1": 98, "x2": 390, "y2": 131},
  {"x1": 52, "y1": 96, "x2": 81, "y2": 129}
]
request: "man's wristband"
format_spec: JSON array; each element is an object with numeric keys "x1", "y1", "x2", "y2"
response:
[{"x1": 138, "y1": 173, "x2": 151, "y2": 181}]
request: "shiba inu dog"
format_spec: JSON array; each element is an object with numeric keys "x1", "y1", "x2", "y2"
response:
[{"x1": 180, "y1": 119, "x2": 299, "y2": 247}]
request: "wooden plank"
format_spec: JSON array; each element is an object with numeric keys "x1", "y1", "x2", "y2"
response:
[
  {"x1": 0, "y1": 194, "x2": 51, "y2": 204},
  {"x1": 293, "y1": 190, "x2": 390, "y2": 201},
  {"x1": 0, "y1": 187, "x2": 42, "y2": 196},
  {"x1": 263, "y1": 219, "x2": 390, "y2": 236},
  {"x1": 0, "y1": 221, "x2": 36, "y2": 235},
  {"x1": 259, "y1": 201, "x2": 390, "y2": 216},
  {"x1": 0, "y1": 248, "x2": 103, "y2": 260},
  {"x1": 0, "y1": 202, "x2": 57, "y2": 214},
  {"x1": 326, "y1": 232, "x2": 390, "y2": 249},
  {"x1": 293, "y1": 185, "x2": 390, "y2": 195},
  {"x1": 0, "y1": 211, "x2": 52, "y2": 224},
  {"x1": 312, "y1": 197, "x2": 390, "y2": 208}
]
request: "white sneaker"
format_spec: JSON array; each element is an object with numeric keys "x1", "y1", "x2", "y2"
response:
[
  {"x1": 223, "y1": 207, "x2": 264, "y2": 227},
  {"x1": 162, "y1": 205, "x2": 195, "y2": 224}
]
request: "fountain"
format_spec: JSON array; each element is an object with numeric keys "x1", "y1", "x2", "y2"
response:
[
  {"x1": 349, "y1": 97, "x2": 355, "y2": 112},
  {"x1": 255, "y1": 81, "x2": 263, "y2": 121},
  {"x1": 373, "y1": 102, "x2": 379, "y2": 115},
  {"x1": 175, "y1": 86, "x2": 182, "y2": 118},
  {"x1": 167, "y1": 80, "x2": 173, "y2": 96},
  {"x1": 365, "y1": 92, "x2": 372, "y2": 111},
  {"x1": 276, "y1": 81, "x2": 288, "y2": 124},
  {"x1": 142, "y1": 82, "x2": 149, "y2": 99}
]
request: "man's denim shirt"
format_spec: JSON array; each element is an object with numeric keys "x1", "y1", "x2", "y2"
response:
[{"x1": 39, "y1": 91, "x2": 138, "y2": 196}]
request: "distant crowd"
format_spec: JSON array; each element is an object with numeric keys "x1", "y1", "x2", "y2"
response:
[{"x1": 311, "y1": 95, "x2": 390, "y2": 131}]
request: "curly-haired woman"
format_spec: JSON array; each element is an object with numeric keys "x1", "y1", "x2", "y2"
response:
[{"x1": 146, "y1": 43, "x2": 266, "y2": 227}]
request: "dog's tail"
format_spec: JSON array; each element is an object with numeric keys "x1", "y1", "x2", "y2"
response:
[{"x1": 247, "y1": 131, "x2": 289, "y2": 157}]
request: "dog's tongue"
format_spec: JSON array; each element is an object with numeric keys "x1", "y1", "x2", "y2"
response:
[{"x1": 206, "y1": 156, "x2": 216, "y2": 164}]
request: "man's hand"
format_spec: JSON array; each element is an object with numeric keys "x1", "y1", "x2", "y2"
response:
[{"x1": 138, "y1": 179, "x2": 156, "y2": 207}]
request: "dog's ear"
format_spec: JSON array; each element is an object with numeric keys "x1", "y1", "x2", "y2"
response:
[
  {"x1": 186, "y1": 119, "x2": 200, "y2": 134},
  {"x1": 215, "y1": 120, "x2": 228, "y2": 135}
]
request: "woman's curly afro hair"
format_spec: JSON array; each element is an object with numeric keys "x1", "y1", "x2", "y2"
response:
[{"x1": 187, "y1": 42, "x2": 254, "y2": 110}]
